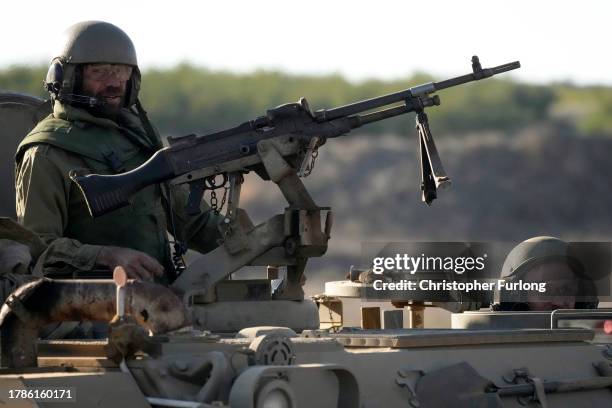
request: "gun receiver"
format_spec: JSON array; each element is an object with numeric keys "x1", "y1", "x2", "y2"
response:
[{"x1": 72, "y1": 56, "x2": 520, "y2": 218}]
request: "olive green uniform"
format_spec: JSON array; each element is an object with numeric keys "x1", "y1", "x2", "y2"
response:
[{"x1": 15, "y1": 101, "x2": 221, "y2": 280}]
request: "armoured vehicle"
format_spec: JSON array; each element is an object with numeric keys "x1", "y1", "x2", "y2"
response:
[{"x1": 1, "y1": 68, "x2": 612, "y2": 408}]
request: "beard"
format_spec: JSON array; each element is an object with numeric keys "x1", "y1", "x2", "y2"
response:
[{"x1": 83, "y1": 85, "x2": 126, "y2": 119}]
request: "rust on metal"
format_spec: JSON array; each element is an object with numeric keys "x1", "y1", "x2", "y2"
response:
[{"x1": 0, "y1": 278, "x2": 192, "y2": 368}]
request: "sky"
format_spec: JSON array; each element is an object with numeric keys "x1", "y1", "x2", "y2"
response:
[{"x1": 2, "y1": 1, "x2": 610, "y2": 85}]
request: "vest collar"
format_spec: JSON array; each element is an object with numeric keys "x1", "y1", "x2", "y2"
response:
[
  {"x1": 53, "y1": 101, "x2": 158, "y2": 151},
  {"x1": 53, "y1": 101, "x2": 120, "y2": 130}
]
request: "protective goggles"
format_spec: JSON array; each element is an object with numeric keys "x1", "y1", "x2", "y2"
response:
[{"x1": 83, "y1": 64, "x2": 133, "y2": 82}]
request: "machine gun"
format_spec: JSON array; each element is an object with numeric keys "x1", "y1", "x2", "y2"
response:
[
  {"x1": 71, "y1": 56, "x2": 520, "y2": 316},
  {"x1": 73, "y1": 56, "x2": 519, "y2": 217}
]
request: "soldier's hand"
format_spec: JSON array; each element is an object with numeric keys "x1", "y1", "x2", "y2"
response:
[{"x1": 96, "y1": 246, "x2": 164, "y2": 281}]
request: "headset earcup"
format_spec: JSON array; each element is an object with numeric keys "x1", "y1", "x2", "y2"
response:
[{"x1": 44, "y1": 61, "x2": 63, "y2": 96}]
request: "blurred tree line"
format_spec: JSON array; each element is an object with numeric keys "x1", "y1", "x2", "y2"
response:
[{"x1": 1, "y1": 63, "x2": 611, "y2": 137}]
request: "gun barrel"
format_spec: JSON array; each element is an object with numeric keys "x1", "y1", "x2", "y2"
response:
[
  {"x1": 315, "y1": 88, "x2": 414, "y2": 122},
  {"x1": 315, "y1": 59, "x2": 520, "y2": 122},
  {"x1": 434, "y1": 60, "x2": 521, "y2": 91},
  {"x1": 350, "y1": 95, "x2": 441, "y2": 129}
]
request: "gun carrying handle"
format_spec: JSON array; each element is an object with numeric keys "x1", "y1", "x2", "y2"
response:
[{"x1": 70, "y1": 148, "x2": 175, "y2": 218}]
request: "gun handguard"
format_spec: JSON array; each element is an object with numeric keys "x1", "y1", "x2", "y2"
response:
[{"x1": 71, "y1": 148, "x2": 175, "y2": 217}]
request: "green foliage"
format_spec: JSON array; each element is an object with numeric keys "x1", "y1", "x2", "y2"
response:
[
  {"x1": 0, "y1": 65, "x2": 47, "y2": 98},
  {"x1": 553, "y1": 85, "x2": 612, "y2": 136},
  {"x1": 427, "y1": 80, "x2": 555, "y2": 133},
  {"x1": 1, "y1": 63, "x2": 610, "y2": 137}
]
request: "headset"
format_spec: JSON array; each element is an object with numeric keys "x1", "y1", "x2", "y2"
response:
[{"x1": 44, "y1": 59, "x2": 106, "y2": 108}]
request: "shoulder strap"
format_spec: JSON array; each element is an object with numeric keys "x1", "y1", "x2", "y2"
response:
[
  {"x1": 135, "y1": 98, "x2": 164, "y2": 149},
  {"x1": 17, "y1": 117, "x2": 113, "y2": 164}
]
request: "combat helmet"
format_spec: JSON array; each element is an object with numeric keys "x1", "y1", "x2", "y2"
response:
[
  {"x1": 44, "y1": 21, "x2": 141, "y2": 108},
  {"x1": 492, "y1": 236, "x2": 598, "y2": 310}
]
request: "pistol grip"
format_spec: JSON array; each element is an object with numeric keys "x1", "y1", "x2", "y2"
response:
[{"x1": 185, "y1": 182, "x2": 206, "y2": 216}]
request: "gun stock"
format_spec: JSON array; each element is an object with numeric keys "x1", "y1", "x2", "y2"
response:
[{"x1": 71, "y1": 148, "x2": 175, "y2": 217}]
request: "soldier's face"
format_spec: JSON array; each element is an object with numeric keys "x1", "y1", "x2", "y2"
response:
[
  {"x1": 81, "y1": 64, "x2": 132, "y2": 112},
  {"x1": 524, "y1": 262, "x2": 578, "y2": 311}
]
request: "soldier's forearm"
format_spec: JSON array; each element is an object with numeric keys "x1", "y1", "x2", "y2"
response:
[{"x1": 35, "y1": 238, "x2": 103, "y2": 277}]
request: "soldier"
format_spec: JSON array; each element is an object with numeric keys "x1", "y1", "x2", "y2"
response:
[
  {"x1": 15, "y1": 21, "x2": 222, "y2": 284},
  {"x1": 492, "y1": 236, "x2": 599, "y2": 311}
]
